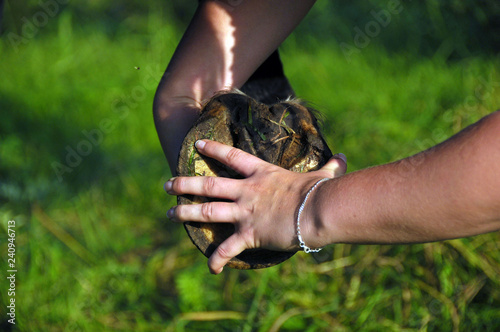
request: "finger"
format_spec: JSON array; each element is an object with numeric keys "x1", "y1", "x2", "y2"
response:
[
  {"x1": 194, "y1": 140, "x2": 268, "y2": 177},
  {"x1": 317, "y1": 153, "x2": 347, "y2": 178},
  {"x1": 165, "y1": 176, "x2": 240, "y2": 201},
  {"x1": 167, "y1": 201, "x2": 240, "y2": 223},
  {"x1": 207, "y1": 233, "x2": 248, "y2": 274},
  {"x1": 332, "y1": 153, "x2": 348, "y2": 177}
]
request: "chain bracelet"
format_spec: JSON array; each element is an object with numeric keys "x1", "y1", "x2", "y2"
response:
[{"x1": 296, "y1": 178, "x2": 330, "y2": 253}]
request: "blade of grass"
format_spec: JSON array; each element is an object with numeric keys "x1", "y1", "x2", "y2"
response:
[
  {"x1": 243, "y1": 270, "x2": 270, "y2": 332},
  {"x1": 178, "y1": 310, "x2": 245, "y2": 321},
  {"x1": 446, "y1": 239, "x2": 500, "y2": 284},
  {"x1": 32, "y1": 204, "x2": 96, "y2": 265},
  {"x1": 414, "y1": 279, "x2": 460, "y2": 332},
  {"x1": 268, "y1": 307, "x2": 304, "y2": 332}
]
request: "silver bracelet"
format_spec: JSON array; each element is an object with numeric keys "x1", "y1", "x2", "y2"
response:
[{"x1": 296, "y1": 178, "x2": 330, "y2": 253}]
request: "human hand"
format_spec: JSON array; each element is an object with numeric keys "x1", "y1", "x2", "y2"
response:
[{"x1": 165, "y1": 139, "x2": 347, "y2": 274}]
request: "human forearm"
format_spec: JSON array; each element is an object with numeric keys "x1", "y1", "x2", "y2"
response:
[
  {"x1": 153, "y1": 0, "x2": 316, "y2": 172},
  {"x1": 153, "y1": 2, "x2": 235, "y2": 171},
  {"x1": 308, "y1": 111, "x2": 500, "y2": 246}
]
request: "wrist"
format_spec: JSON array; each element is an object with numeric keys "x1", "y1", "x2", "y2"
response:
[
  {"x1": 301, "y1": 173, "x2": 361, "y2": 247},
  {"x1": 304, "y1": 164, "x2": 408, "y2": 246},
  {"x1": 299, "y1": 177, "x2": 338, "y2": 249},
  {"x1": 296, "y1": 178, "x2": 330, "y2": 252}
]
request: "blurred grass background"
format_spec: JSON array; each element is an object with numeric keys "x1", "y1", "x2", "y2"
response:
[{"x1": 1, "y1": 0, "x2": 500, "y2": 331}]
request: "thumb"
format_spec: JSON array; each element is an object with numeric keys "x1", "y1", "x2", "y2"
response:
[{"x1": 317, "y1": 153, "x2": 347, "y2": 178}]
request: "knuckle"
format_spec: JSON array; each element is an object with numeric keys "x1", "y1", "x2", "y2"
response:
[
  {"x1": 203, "y1": 176, "x2": 217, "y2": 193},
  {"x1": 240, "y1": 227, "x2": 255, "y2": 244},
  {"x1": 172, "y1": 177, "x2": 186, "y2": 192},
  {"x1": 200, "y1": 202, "x2": 213, "y2": 220},
  {"x1": 241, "y1": 203, "x2": 256, "y2": 218},
  {"x1": 216, "y1": 245, "x2": 232, "y2": 260},
  {"x1": 247, "y1": 182, "x2": 261, "y2": 195},
  {"x1": 225, "y1": 147, "x2": 244, "y2": 164}
]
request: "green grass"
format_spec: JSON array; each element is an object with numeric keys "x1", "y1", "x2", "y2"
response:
[{"x1": 1, "y1": 4, "x2": 500, "y2": 332}]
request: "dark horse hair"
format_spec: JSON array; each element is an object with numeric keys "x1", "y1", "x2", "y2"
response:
[{"x1": 240, "y1": 50, "x2": 296, "y2": 105}]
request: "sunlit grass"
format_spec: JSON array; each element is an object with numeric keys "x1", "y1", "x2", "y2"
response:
[{"x1": 1, "y1": 6, "x2": 499, "y2": 332}]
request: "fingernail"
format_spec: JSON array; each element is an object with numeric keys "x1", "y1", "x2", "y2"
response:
[
  {"x1": 195, "y1": 140, "x2": 206, "y2": 149},
  {"x1": 334, "y1": 153, "x2": 347, "y2": 164},
  {"x1": 167, "y1": 207, "x2": 175, "y2": 219},
  {"x1": 164, "y1": 178, "x2": 175, "y2": 193}
]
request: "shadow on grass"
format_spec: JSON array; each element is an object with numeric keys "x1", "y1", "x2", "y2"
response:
[{"x1": 0, "y1": 92, "x2": 172, "y2": 221}]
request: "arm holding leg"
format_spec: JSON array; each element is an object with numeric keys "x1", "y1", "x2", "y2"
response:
[{"x1": 153, "y1": 0, "x2": 316, "y2": 172}]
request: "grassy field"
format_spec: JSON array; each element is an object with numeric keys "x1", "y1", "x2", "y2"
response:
[{"x1": 1, "y1": 2, "x2": 500, "y2": 331}]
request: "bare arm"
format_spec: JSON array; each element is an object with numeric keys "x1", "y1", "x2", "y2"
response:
[
  {"x1": 166, "y1": 111, "x2": 500, "y2": 274},
  {"x1": 153, "y1": 0, "x2": 316, "y2": 172},
  {"x1": 305, "y1": 110, "x2": 500, "y2": 247}
]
